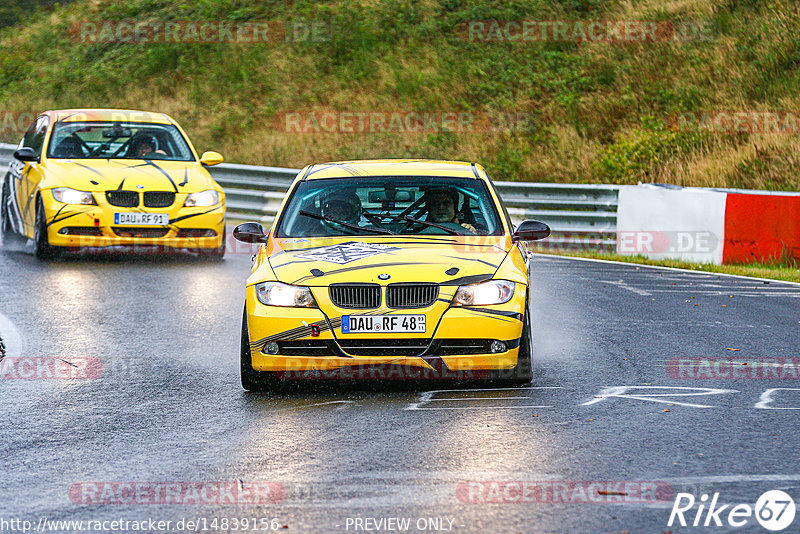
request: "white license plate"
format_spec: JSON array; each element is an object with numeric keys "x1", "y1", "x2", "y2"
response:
[
  {"x1": 114, "y1": 213, "x2": 170, "y2": 226},
  {"x1": 342, "y1": 315, "x2": 426, "y2": 334}
]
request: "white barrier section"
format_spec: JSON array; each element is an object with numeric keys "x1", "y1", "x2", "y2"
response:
[{"x1": 616, "y1": 185, "x2": 727, "y2": 264}]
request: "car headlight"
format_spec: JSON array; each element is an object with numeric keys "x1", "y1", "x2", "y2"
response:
[
  {"x1": 452, "y1": 280, "x2": 515, "y2": 306},
  {"x1": 184, "y1": 190, "x2": 220, "y2": 207},
  {"x1": 51, "y1": 187, "x2": 96, "y2": 205},
  {"x1": 255, "y1": 282, "x2": 317, "y2": 308}
]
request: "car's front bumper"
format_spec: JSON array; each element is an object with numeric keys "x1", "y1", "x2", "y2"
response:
[
  {"x1": 41, "y1": 190, "x2": 225, "y2": 251},
  {"x1": 245, "y1": 282, "x2": 527, "y2": 378}
]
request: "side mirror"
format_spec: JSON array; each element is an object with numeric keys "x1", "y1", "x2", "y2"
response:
[
  {"x1": 200, "y1": 151, "x2": 224, "y2": 166},
  {"x1": 14, "y1": 147, "x2": 39, "y2": 163},
  {"x1": 512, "y1": 219, "x2": 550, "y2": 242},
  {"x1": 233, "y1": 222, "x2": 267, "y2": 243}
]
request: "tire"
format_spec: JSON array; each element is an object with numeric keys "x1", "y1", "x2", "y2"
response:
[
  {"x1": 33, "y1": 196, "x2": 59, "y2": 260},
  {"x1": 240, "y1": 305, "x2": 280, "y2": 391},
  {"x1": 489, "y1": 292, "x2": 533, "y2": 385},
  {"x1": 1, "y1": 180, "x2": 24, "y2": 247},
  {"x1": 510, "y1": 304, "x2": 534, "y2": 384}
]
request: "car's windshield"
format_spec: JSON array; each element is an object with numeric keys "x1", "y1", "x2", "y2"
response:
[
  {"x1": 46, "y1": 121, "x2": 195, "y2": 161},
  {"x1": 275, "y1": 176, "x2": 505, "y2": 237}
]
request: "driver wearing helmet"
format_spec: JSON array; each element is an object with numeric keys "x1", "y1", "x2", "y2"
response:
[
  {"x1": 128, "y1": 133, "x2": 166, "y2": 158},
  {"x1": 320, "y1": 190, "x2": 362, "y2": 233}
]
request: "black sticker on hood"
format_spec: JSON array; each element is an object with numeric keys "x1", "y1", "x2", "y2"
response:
[{"x1": 294, "y1": 241, "x2": 400, "y2": 264}]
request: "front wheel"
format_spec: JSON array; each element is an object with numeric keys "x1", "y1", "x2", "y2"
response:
[
  {"x1": 489, "y1": 293, "x2": 533, "y2": 385},
  {"x1": 240, "y1": 305, "x2": 281, "y2": 391},
  {"x1": 33, "y1": 197, "x2": 59, "y2": 260},
  {"x1": 510, "y1": 304, "x2": 533, "y2": 384}
]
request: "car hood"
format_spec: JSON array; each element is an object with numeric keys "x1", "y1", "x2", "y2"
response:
[
  {"x1": 266, "y1": 235, "x2": 513, "y2": 286},
  {"x1": 41, "y1": 158, "x2": 218, "y2": 192}
]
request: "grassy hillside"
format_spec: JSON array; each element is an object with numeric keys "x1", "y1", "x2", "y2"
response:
[
  {"x1": 1, "y1": 0, "x2": 800, "y2": 189},
  {"x1": 0, "y1": 0, "x2": 70, "y2": 29}
]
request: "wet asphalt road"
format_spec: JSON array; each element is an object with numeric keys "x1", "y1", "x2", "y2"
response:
[{"x1": 1, "y1": 236, "x2": 800, "y2": 534}]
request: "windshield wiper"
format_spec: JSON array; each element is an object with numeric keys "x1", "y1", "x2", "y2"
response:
[
  {"x1": 360, "y1": 211, "x2": 398, "y2": 234},
  {"x1": 373, "y1": 213, "x2": 461, "y2": 235},
  {"x1": 298, "y1": 210, "x2": 395, "y2": 235}
]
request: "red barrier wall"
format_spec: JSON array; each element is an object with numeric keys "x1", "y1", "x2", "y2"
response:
[{"x1": 722, "y1": 193, "x2": 800, "y2": 264}]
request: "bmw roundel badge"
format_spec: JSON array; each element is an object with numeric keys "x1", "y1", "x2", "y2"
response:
[{"x1": 378, "y1": 273, "x2": 391, "y2": 281}]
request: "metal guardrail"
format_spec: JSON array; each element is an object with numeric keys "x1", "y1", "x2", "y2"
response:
[
  {"x1": 0, "y1": 143, "x2": 619, "y2": 249},
  {"x1": 209, "y1": 166, "x2": 621, "y2": 249},
  {"x1": 492, "y1": 181, "x2": 619, "y2": 249},
  {"x1": 0, "y1": 144, "x2": 15, "y2": 166}
]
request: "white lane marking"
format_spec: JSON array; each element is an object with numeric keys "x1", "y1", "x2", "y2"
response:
[
  {"x1": 755, "y1": 388, "x2": 800, "y2": 410},
  {"x1": 642, "y1": 474, "x2": 800, "y2": 509},
  {"x1": 602, "y1": 319, "x2": 772, "y2": 326},
  {"x1": 261, "y1": 400, "x2": 356, "y2": 413},
  {"x1": 602, "y1": 280, "x2": 652, "y2": 296},
  {"x1": 582, "y1": 386, "x2": 738, "y2": 408},
  {"x1": 281, "y1": 471, "x2": 800, "y2": 484},
  {"x1": 666, "y1": 474, "x2": 800, "y2": 484},
  {"x1": 258, "y1": 473, "x2": 800, "y2": 509},
  {"x1": 0, "y1": 311, "x2": 23, "y2": 358},
  {"x1": 534, "y1": 253, "x2": 800, "y2": 287},
  {"x1": 296, "y1": 400, "x2": 355, "y2": 410},
  {"x1": 601, "y1": 284, "x2": 800, "y2": 292},
  {"x1": 406, "y1": 405, "x2": 554, "y2": 411},
  {"x1": 428, "y1": 396, "x2": 533, "y2": 401},
  {"x1": 405, "y1": 386, "x2": 562, "y2": 411},
  {"x1": 647, "y1": 289, "x2": 800, "y2": 293},
  {"x1": 643, "y1": 289, "x2": 800, "y2": 297}
]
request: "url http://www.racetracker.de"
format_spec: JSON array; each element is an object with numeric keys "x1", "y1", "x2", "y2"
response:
[{"x1": 0, "y1": 516, "x2": 288, "y2": 533}]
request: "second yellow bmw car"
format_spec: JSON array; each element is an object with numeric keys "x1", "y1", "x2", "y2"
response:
[
  {"x1": 1, "y1": 109, "x2": 226, "y2": 259},
  {"x1": 234, "y1": 159, "x2": 550, "y2": 390}
]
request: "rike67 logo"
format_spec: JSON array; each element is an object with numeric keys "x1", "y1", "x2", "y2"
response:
[{"x1": 669, "y1": 490, "x2": 796, "y2": 531}]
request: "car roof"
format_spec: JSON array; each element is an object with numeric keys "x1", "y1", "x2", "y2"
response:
[
  {"x1": 45, "y1": 109, "x2": 174, "y2": 124},
  {"x1": 303, "y1": 159, "x2": 487, "y2": 180}
]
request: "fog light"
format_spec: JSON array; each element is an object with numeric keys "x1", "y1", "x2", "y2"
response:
[
  {"x1": 490, "y1": 341, "x2": 506, "y2": 353},
  {"x1": 265, "y1": 342, "x2": 280, "y2": 355}
]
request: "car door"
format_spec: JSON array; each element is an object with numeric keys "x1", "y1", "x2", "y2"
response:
[{"x1": 15, "y1": 115, "x2": 48, "y2": 236}]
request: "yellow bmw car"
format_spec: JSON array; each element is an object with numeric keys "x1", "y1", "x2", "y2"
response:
[
  {"x1": 0, "y1": 109, "x2": 226, "y2": 259},
  {"x1": 233, "y1": 160, "x2": 550, "y2": 390}
]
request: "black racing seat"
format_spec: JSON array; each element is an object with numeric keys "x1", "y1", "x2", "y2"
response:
[{"x1": 52, "y1": 137, "x2": 87, "y2": 159}]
